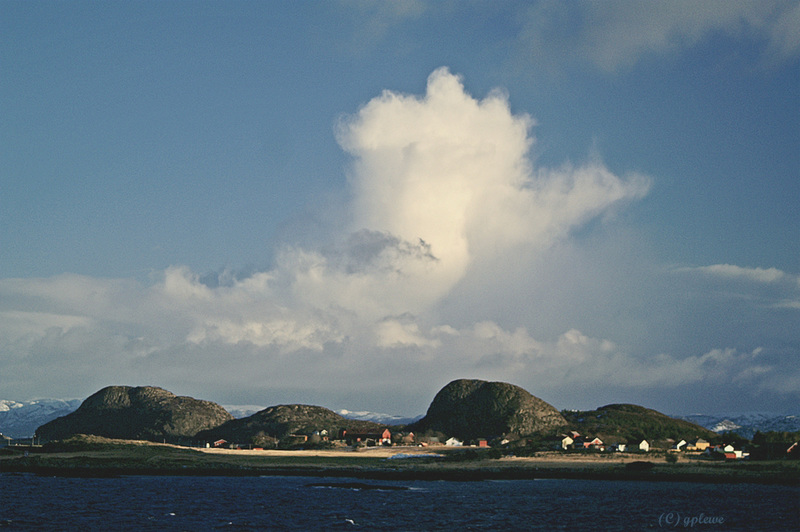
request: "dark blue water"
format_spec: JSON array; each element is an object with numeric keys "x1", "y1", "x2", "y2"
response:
[{"x1": 1, "y1": 474, "x2": 797, "y2": 531}]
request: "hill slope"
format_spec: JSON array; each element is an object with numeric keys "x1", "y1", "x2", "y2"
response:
[
  {"x1": 196, "y1": 404, "x2": 389, "y2": 445},
  {"x1": 411, "y1": 379, "x2": 567, "y2": 440},
  {"x1": 563, "y1": 404, "x2": 716, "y2": 443},
  {"x1": 36, "y1": 386, "x2": 233, "y2": 443}
]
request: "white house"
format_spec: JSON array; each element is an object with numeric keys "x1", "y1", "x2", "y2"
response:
[
  {"x1": 445, "y1": 437, "x2": 463, "y2": 447},
  {"x1": 638, "y1": 440, "x2": 650, "y2": 452}
]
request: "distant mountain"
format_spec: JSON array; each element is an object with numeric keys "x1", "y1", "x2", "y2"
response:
[
  {"x1": 0, "y1": 399, "x2": 82, "y2": 438},
  {"x1": 196, "y1": 404, "x2": 389, "y2": 445},
  {"x1": 678, "y1": 413, "x2": 800, "y2": 439},
  {"x1": 410, "y1": 379, "x2": 567, "y2": 440},
  {"x1": 337, "y1": 409, "x2": 422, "y2": 426},
  {"x1": 224, "y1": 406, "x2": 421, "y2": 426},
  {"x1": 37, "y1": 386, "x2": 233, "y2": 443},
  {"x1": 223, "y1": 405, "x2": 268, "y2": 419},
  {"x1": 563, "y1": 404, "x2": 716, "y2": 443}
]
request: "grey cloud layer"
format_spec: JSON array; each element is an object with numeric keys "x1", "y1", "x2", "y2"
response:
[{"x1": 515, "y1": 0, "x2": 799, "y2": 71}]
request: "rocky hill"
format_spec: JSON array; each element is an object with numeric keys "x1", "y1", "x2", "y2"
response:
[
  {"x1": 410, "y1": 379, "x2": 567, "y2": 441},
  {"x1": 196, "y1": 404, "x2": 388, "y2": 445},
  {"x1": 562, "y1": 404, "x2": 715, "y2": 443},
  {"x1": 36, "y1": 386, "x2": 233, "y2": 443}
]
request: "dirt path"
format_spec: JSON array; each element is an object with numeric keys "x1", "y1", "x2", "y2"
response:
[{"x1": 197, "y1": 446, "x2": 436, "y2": 458}]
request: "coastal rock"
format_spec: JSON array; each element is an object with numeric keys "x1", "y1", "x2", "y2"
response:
[
  {"x1": 36, "y1": 386, "x2": 233, "y2": 443},
  {"x1": 412, "y1": 379, "x2": 567, "y2": 440}
]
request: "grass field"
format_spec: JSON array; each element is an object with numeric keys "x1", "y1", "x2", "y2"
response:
[{"x1": 2, "y1": 436, "x2": 797, "y2": 484}]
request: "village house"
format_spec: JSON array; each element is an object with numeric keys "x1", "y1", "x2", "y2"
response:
[
  {"x1": 310, "y1": 429, "x2": 329, "y2": 442},
  {"x1": 555, "y1": 434, "x2": 573, "y2": 450},
  {"x1": 599, "y1": 436, "x2": 627, "y2": 453},
  {"x1": 638, "y1": 440, "x2": 650, "y2": 452},
  {"x1": 398, "y1": 432, "x2": 415, "y2": 445},
  {"x1": 445, "y1": 437, "x2": 463, "y2": 447},
  {"x1": 583, "y1": 437, "x2": 604, "y2": 450},
  {"x1": 704, "y1": 444, "x2": 748, "y2": 460},
  {"x1": 570, "y1": 436, "x2": 603, "y2": 451},
  {"x1": 341, "y1": 428, "x2": 392, "y2": 446},
  {"x1": 686, "y1": 438, "x2": 710, "y2": 451}
]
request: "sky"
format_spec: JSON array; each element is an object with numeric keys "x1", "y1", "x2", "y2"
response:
[{"x1": 1, "y1": 1, "x2": 798, "y2": 417}]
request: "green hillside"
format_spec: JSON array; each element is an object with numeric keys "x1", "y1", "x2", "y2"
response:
[{"x1": 562, "y1": 404, "x2": 716, "y2": 443}]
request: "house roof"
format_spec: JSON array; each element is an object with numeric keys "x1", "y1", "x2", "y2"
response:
[{"x1": 344, "y1": 429, "x2": 392, "y2": 440}]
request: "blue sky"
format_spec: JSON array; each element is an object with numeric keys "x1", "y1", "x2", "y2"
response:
[{"x1": 2, "y1": 1, "x2": 798, "y2": 417}]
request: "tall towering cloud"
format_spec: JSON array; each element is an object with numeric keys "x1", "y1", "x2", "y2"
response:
[
  {"x1": 324, "y1": 67, "x2": 649, "y2": 317},
  {"x1": 184, "y1": 68, "x2": 648, "y2": 347}
]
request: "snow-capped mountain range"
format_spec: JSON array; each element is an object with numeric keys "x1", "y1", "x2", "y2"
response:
[
  {"x1": 0, "y1": 399, "x2": 83, "y2": 438},
  {"x1": 223, "y1": 405, "x2": 422, "y2": 426},
  {"x1": 677, "y1": 412, "x2": 800, "y2": 439},
  {"x1": 221, "y1": 405, "x2": 269, "y2": 419},
  {"x1": 3, "y1": 397, "x2": 796, "y2": 440},
  {"x1": 335, "y1": 409, "x2": 423, "y2": 426}
]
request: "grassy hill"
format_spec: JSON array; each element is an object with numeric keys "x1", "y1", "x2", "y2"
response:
[
  {"x1": 196, "y1": 404, "x2": 390, "y2": 446},
  {"x1": 562, "y1": 404, "x2": 716, "y2": 443}
]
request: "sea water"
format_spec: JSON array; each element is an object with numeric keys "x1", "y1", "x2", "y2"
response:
[{"x1": 1, "y1": 473, "x2": 798, "y2": 530}]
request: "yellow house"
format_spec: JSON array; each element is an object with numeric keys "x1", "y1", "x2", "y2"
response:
[{"x1": 686, "y1": 438, "x2": 710, "y2": 451}]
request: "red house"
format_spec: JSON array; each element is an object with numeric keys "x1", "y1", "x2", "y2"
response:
[{"x1": 342, "y1": 429, "x2": 392, "y2": 445}]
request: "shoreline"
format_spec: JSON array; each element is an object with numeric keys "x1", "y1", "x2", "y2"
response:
[{"x1": 2, "y1": 443, "x2": 798, "y2": 485}]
